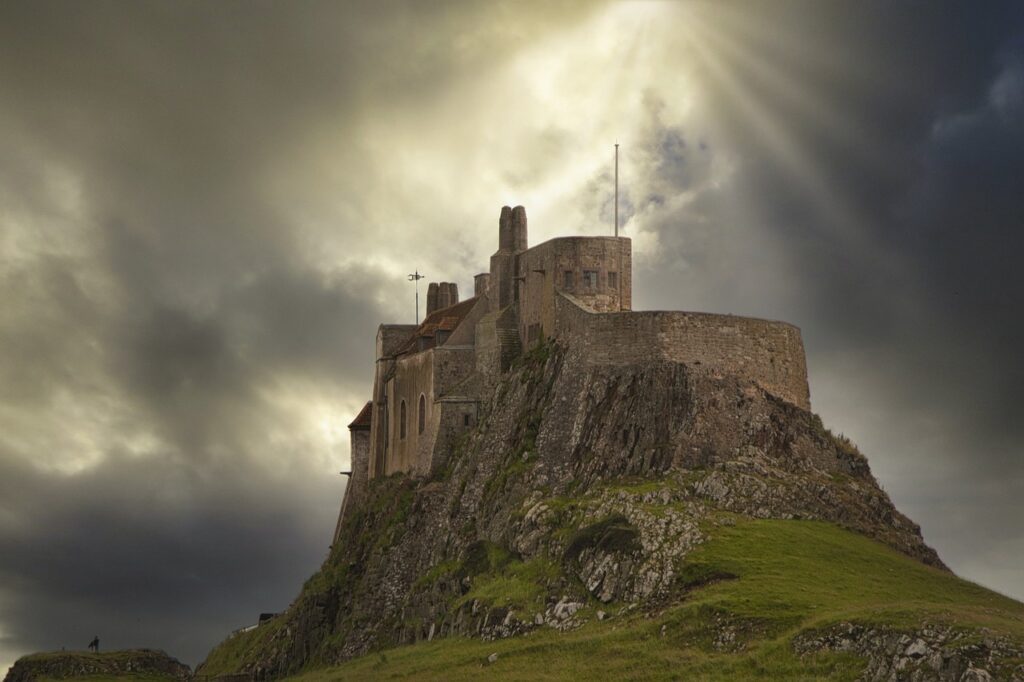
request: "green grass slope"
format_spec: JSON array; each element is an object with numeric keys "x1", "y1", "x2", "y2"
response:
[{"x1": 284, "y1": 519, "x2": 1024, "y2": 681}]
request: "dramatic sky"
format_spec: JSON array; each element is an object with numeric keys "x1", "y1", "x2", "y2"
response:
[{"x1": 2, "y1": 0, "x2": 1023, "y2": 672}]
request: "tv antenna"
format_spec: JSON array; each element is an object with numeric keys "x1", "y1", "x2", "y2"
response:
[{"x1": 408, "y1": 270, "x2": 425, "y2": 324}]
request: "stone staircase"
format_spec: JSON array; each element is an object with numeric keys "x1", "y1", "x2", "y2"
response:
[
  {"x1": 495, "y1": 310, "x2": 522, "y2": 371},
  {"x1": 475, "y1": 306, "x2": 522, "y2": 375}
]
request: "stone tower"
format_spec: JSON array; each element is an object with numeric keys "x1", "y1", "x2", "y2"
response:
[{"x1": 489, "y1": 205, "x2": 528, "y2": 309}]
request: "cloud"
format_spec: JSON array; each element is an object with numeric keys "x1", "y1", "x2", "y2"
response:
[{"x1": 1, "y1": 0, "x2": 1024, "y2": 674}]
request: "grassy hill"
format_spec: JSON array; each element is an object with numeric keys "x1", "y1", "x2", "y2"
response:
[
  {"x1": 4, "y1": 650, "x2": 190, "y2": 682},
  {"x1": 196, "y1": 347, "x2": 1023, "y2": 681},
  {"x1": 281, "y1": 519, "x2": 1024, "y2": 681}
]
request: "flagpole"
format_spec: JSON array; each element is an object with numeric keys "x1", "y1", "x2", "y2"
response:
[{"x1": 614, "y1": 143, "x2": 619, "y2": 238}]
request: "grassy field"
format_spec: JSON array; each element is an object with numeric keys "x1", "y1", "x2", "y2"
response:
[{"x1": 285, "y1": 519, "x2": 1024, "y2": 681}]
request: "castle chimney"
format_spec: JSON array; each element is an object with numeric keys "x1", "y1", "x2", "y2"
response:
[
  {"x1": 440, "y1": 282, "x2": 453, "y2": 310},
  {"x1": 498, "y1": 205, "x2": 514, "y2": 252},
  {"x1": 426, "y1": 282, "x2": 440, "y2": 316},
  {"x1": 428, "y1": 282, "x2": 459, "y2": 314},
  {"x1": 445, "y1": 282, "x2": 459, "y2": 307},
  {"x1": 474, "y1": 273, "x2": 490, "y2": 298},
  {"x1": 510, "y1": 205, "x2": 528, "y2": 252},
  {"x1": 491, "y1": 206, "x2": 524, "y2": 309}
]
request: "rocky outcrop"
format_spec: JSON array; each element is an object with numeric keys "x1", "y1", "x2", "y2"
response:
[
  {"x1": 4, "y1": 650, "x2": 191, "y2": 682},
  {"x1": 199, "y1": 341, "x2": 944, "y2": 679},
  {"x1": 793, "y1": 622, "x2": 1024, "y2": 681}
]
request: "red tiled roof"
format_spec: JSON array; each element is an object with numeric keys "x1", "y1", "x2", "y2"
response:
[
  {"x1": 395, "y1": 296, "x2": 478, "y2": 356},
  {"x1": 348, "y1": 401, "x2": 373, "y2": 430}
]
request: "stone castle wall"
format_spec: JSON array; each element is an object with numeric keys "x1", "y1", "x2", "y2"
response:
[
  {"x1": 368, "y1": 324, "x2": 417, "y2": 479},
  {"x1": 474, "y1": 305, "x2": 519, "y2": 379},
  {"x1": 554, "y1": 293, "x2": 810, "y2": 409},
  {"x1": 517, "y1": 236, "x2": 631, "y2": 346},
  {"x1": 359, "y1": 205, "x2": 811, "y2": 490},
  {"x1": 334, "y1": 426, "x2": 369, "y2": 545},
  {"x1": 386, "y1": 350, "x2": 435, "y2": 475},
  {"x1": 384, "y1": 344, "x2": 478, "y2": 476},
  {"x1": 444, "y1": 297, "x2": 488, "y2": 347}
]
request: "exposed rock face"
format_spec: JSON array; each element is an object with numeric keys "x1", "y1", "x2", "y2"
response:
[
  {"x1": 793, "y1": 622, "x2": 1024, "y2": 681},
  {"x1": 4, "y1": 650, "x2": 190, "y2": 682},
  {"x1": 199, "y1": 342, "x2": 942, "y2": 680}
]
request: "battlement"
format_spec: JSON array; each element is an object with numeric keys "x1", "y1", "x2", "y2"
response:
[{"x1": 553, "y1": 293, "x2": 810, "y2": 410}]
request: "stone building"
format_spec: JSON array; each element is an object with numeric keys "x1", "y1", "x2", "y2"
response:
[{"x1": 337, "y1": 205, "x2": 810, "y2": 527}]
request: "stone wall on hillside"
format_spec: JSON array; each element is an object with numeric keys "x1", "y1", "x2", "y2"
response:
[
  {"x1": 553, "y1": 293, "x2": 811, "y2": 410},
  {"x1": 516, "y1": 236, "x2": 632, "y2": 347}
]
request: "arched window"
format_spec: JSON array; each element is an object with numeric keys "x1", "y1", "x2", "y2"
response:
[
  {"x1": 418, "y1": 394, "x2": 426, "y2": 434},
  {"x1": 400, "y1": 400, "x2": 407, "y2": 439}
]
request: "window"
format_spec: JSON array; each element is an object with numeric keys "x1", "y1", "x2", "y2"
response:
[
  {"x1": 563, "y1": 270, "x2": 574, "y2": 289},
  {"x1": 463, "y1": 413, "x2": 471, "y2": 427},
  {"x1": 583, "y1": 270, "x2": 598, "y2": 289},
  {"x1": 418, "y1": 394, "x2": 426, "y2": 434},
  {"x1": 608, "y1": 271, "x2": 618, "y2": 289},
  {"x1": 400, "y1": 400, "x2": 407, "y2": 439}
]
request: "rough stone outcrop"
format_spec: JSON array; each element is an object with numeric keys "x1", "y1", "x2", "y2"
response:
[
  {"x1": 4, "y1": 650, "x2": 191, "y2": 682},
  {"x1": 199, "y1": 341, "x2": 948, "y2": 680},
  {"x1": 793, "y1": 622, "x2": 1024, "y2": 681}
]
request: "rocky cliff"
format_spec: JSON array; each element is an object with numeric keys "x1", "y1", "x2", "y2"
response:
[{"x1": 198, "y1": 341, "x2": 994, "y2": 680}]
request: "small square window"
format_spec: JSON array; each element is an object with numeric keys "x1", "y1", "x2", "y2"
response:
[
  {"x1": 608, "y1": 271, "x2": 618, "y2": 289},
  {"x1": 583, "y1": 270, "x2": 598, "y2": 289},
  {"x1": 563, "y1": 270, "x2": 574, "y2": 289},
  {"x1": 463, "y1": 414, "x2": 471, "y2": 427}
]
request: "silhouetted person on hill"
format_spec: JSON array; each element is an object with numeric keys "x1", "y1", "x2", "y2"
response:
[{"x1": 88, "y1": 636, "x2": 99, "y2": 652}]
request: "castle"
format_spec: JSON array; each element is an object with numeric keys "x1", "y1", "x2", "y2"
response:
[{"x1": 336, "y1": 206, "x2": 810, "y2": 538}]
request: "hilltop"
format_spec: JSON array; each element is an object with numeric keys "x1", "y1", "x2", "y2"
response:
[
  {"x1": 4, "y1": 650, "x2": 190, "y2": 682},
  {"x1": 196, "y1": 343, "x2": 1024, "y2": 680}
]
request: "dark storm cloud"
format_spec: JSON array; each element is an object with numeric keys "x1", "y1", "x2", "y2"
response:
[
  {"x1": 0, "y1": 0, "x2": 459, "y2": 668},
  {"x1": 623, "y1": 1, "x2": 1024, "y2": 594},
  {"x1": 1, "y1": 0, "x2": 1023, "y2": 674},
  {"x1": 0, "y1": 0, "x2": 605, "y2": 670},
  {"x1": 0, "y1": 446, "x2": 338, "y2": 663}
]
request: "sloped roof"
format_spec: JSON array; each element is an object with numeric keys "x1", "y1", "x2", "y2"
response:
[
  {"x1": 395, "y1": 296, "x2": 479, "y2": 356},
  {"x1": 347, "y1": 401, "x2": 373, "y2": 430}
]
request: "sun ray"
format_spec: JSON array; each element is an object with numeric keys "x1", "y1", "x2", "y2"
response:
[
  {"x1": 677, "y1": 9, "x2": 906, "y2": 275},
  {"x1": 684, "y1": 7, "x2": 899, "y2": 181}
]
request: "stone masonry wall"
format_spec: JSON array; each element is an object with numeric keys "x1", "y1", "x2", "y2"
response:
[
  {"x1": 444, "y1": 297, "x2": 488, "y2": 347},
  {"x1": 433, "y1": 346, "x2": 475, "y2": 397},
  {"x1": 383, "y1": 345, "x2": 477, "y2": 477},
  {"x1": 333, "y1": 427, "x2": 370, "y2": 545},
  {"x1": 368, "y1": 324, "x2": 417, "y2": 479},
  {"x1": 386, "y1": 350, "x2": 435, "y2": 475},
  {"x1": 554, "y1": 293, "x2": 811, "y2": 410},
  {"x1": 517, "y1": 237, "x2": 631, "y2": 348}
]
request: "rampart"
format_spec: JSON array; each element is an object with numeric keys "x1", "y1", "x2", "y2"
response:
[{"x1": 553, "y1": 293, "x2": 810, "y2": 409}]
